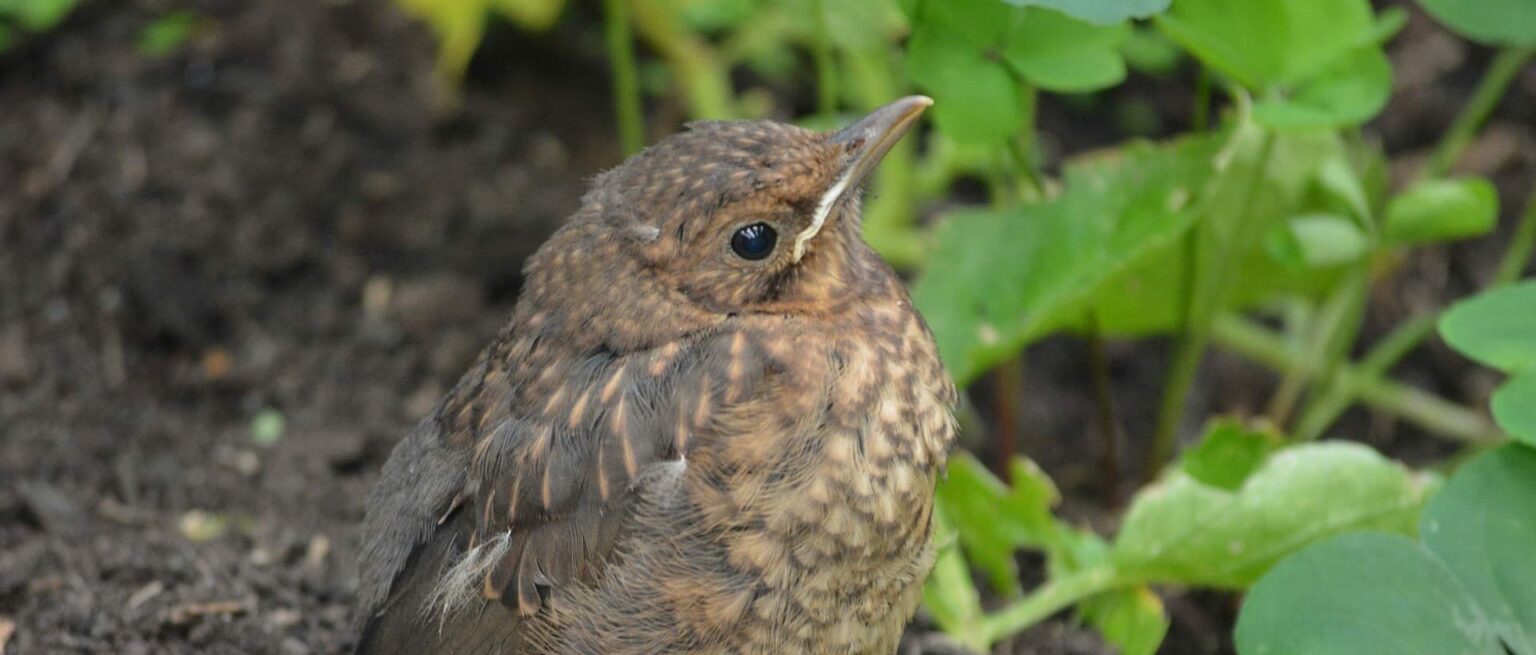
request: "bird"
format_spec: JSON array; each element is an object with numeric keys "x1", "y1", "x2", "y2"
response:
[{"x1": 354, "y1": 96, "x2": 957, "y2": 655}]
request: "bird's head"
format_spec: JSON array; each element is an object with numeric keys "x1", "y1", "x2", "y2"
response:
[{"x1": 517, "y1": 97, "x2": 930, "y2": 350}]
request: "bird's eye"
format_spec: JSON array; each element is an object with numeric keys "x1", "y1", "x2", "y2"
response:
[{"x1": 730, "y1": 223, "x2": 778, "y2": 261}]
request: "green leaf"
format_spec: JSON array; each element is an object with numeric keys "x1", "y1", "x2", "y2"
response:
[
  {"x1": 2, "y1": 0, "x2": 78, "y2": 31},
  {"x1": 906, "y1": 23, "x2": 1021, "y2": 143},
  {"x1": 1235, "y1": 533, "x2": 1492, "y2": 655},
  {"x1": 1439, "y1": 280, "x2": 1536, "y2": 373},
  {"x1": 1492, "y1": 369, "x2": 1536, "y2": 445},
  {"x1": 1050, "y1": 525, "x2": 1114, "y2": 578},
  {"x1": 1370, "y1": 6, "x2": 1411, "y2": 44},
  {"x1": 1420, "y1": 444, "x2": 1536, "y2": 651},
  {"x1": 1442, "y1": 282, "x2": 1536, "y2": 444},
  {"x1": 1112, "y1": 442, "x2": 1434, "y2": 588},
  {"x1": 678, "y1": 0, "x2": 758, "y2": 31},
  {"x1": 491, "y1": 0, "x2": 566, "y2": 30},
  {"x1": 1315, "y1": 154, "x2": 1371, "y2": 221},
  {"x1": 921, "y1": 0, "x2": 1013, "y2": 45},
  {"x1": 1080, "y1": 586, "x2": 1170, "y2": 655},
  {"x1": 914, "y1": 134, "x2": 1221, "y2": 384},
  {"x1": 1253, "y1": 46, "x2": 1392, "y2": 130},
  {"x1": 1091, "y1": 128, "x2": 1350, "y2": 336},
  {"x1": 1178, "y1": 420, "x2": 1282, "y2": 491},
  {"x1": 1000, "y1": 457, "x2": 1066, "y2": 547},
  {"x1": 1384, "y1": 177, "x2": 1500, "y2": 246},
  {"x1": 1120, "y1": 25, "x2": 1183, "y2": 75},
  {"x1": 1417, "y1": 0, "x2": 1536, "y2": 47},
  {"x1": 398, "y1": 0, "x2": 490, "y2": 82},
  {"x1": 935, "y1": 454, "x2": 1062, "y2": 594},
  {"x1": 1004, "y1": 0, "x2": 1169, "y2": 25},
  {"x1": 1156, "y1": 0, "x2": 1376, "y2": 88},
  {"x1": 818, "y1": 0, "x2": 905, "y2": 50},
  {"x1": 763, "y1": 0, "x2": 905, "y2": 52},
  {"x1": 1002, "y1": 8, "x2": 1130, "y2": 93},
  {"x1": 137, "y1": 11, "x2": 196, "y2": 58},
  {"x1": 1267, "y1": 213, "x2": 1369, "y2": 269},
  {"x1": 1236, "y1": 444, "x2": 1536, "y2": 654}
]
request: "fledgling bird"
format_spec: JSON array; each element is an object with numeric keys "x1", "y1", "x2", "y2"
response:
[{"x1": 355, "y1": 97, "x2": 957, "y2": 654}]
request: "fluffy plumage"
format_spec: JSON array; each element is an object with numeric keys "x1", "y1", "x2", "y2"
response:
[{"x1": 355, "y1": 97, "x2": 955, "y2": 654}]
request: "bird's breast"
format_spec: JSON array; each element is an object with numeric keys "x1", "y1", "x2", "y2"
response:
[
  {"x1": 669, "y1": 303, "x2": 955, "y2": 652},
  {"x1": 523, "y1": 300, "x2": 956, "y2": 654}
]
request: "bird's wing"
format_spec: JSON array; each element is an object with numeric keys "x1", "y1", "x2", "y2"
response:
[
  {"x1": 466, "y1": 329, "x2": 764, "y2": 614},
  {"x1": 355, "y1": 506, "x2": 526, "y2": 655},
  {"x1": 354, "y1": 349, "x2": 502, "y2": 650},
  {"x1": 356, "y1": 327, "x2": 770, "y2": 649}
]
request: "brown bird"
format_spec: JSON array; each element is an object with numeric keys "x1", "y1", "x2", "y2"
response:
[{"x1": 355, "y1": 96, "x2": 957, "y2": 654}]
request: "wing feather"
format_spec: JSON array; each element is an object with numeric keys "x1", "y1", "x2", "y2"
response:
[{"x1": 356, "y1": 327, "x2": 773, "y2": 652}]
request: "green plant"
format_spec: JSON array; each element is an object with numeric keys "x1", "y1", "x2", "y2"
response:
[
  {"x1": 1416, "y1": 0, "x2": 1536, "y2": 178},
  {"x1": 906, "y1": 0, "x2": 1142, "y2": 145},
  {"x1": 0, "y1": 0, "x2": 79, "y2": 50},
  {"x1": 926, "y1": 420, "x2": 1439, "y2": 653},
  {"x1": 137, "y1": 10, "x2": 197, "y2": 58},
  {"x1": 397, "y1": 0, "x2": 567, "y2": 83},
  {"x1": 1440, "y1": 282, "x2": 1536, "y2": 445},
  {"x1": 1075, "y1": 282, "x2": 1529, "y2": 655},
  {"x1": 904, "y1": 0, "x2": 1533, "y2": 648},
  {"x1": 1236, "y1": 284, "x2": 1536, "y2": 653},
  {"x1": 1236, "y1": 444, "x2": 1536, "y2": 655}
]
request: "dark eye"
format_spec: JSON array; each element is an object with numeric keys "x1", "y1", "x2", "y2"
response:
[{"x1": 730, "y1": 223, "x2": 778, "y2": 260}]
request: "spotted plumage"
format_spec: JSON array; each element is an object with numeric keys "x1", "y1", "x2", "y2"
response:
[{"x1": 355, "y1": 97, "x2": 956, "y2": 654}]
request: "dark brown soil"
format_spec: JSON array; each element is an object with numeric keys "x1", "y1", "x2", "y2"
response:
[
  {"x1": 1, "y1": 1, "x2": 615, "y2": 652},
  {"x1": 0, "y1": 0, "x2": 1530, "y2": 653}
]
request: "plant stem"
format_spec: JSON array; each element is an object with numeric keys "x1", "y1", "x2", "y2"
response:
[
  {"x1": 1086, "y1": 313, "x2": 1123, "y2": 504},
  {"x1": 1192, "y1": 65, "x2": 1210, "y2": 131},
  {"x1": 809, "y1": 0, "x2": 838, "y2": 117},
  {"x1": 1268, "y1": 266, "x2": 1367, "y2": 432},
  {"x1": 1423, "y1": 46, "x2": 1535, "y2": 179},
  {"x1": 1212, "y1": 315, "x2": 1501, "y2": 444},
  {"x1": 1284, "y1": 265, "x2": 1370, "y2": 433},
  {"x1": 630, "y1": 0, "x2": 735, "y2": 119},
  {"x1": 1146, "y1": 296, "x2": 1202, "y2": 480},
  {"x1": 1011, "y1": 84, "x2": 1046, "y2": 197},
  {"x1": 979, "y1": 567, "x2": 1121, "y2": 646},
  {"x1": 990, "y1": 356, "x2": 1025, "y2": 481},
  {"x1": 1146, "y1": 130, "x2": 1277, "y2": 480},
  {"x1": 1291, "y1": 188, "x2": 1536, "y2": 439},
  {"x1": 1292, "y1": 313, "x2": 1435, "y2": 441},
  {"x1": 1493, "y1": 188, "x2": 1536, "y2": 285},
  {"x1": 603, "y1": 0, "x2": 644, "y2": 156}
]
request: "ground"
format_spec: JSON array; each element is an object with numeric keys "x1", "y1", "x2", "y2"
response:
[{"x1": 0, "y1": 0, "x2": 1531, "y2": 653}]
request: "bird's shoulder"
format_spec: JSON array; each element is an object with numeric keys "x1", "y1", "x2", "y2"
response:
[{"x1": 431, "y1": 320, "x2": 804, "y2": 615}]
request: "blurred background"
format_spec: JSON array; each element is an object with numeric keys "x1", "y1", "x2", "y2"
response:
[{"x1": 0, "y1": 0, "x2": 1532, "y2": 653}]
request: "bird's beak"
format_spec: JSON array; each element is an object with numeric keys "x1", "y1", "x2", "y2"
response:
[
  {"x1": 793, "y1": 96, "x2": 932, "y2": 261},
  {"x1": 830, "y1": 95, "x2": 932, "y2": 191}
]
